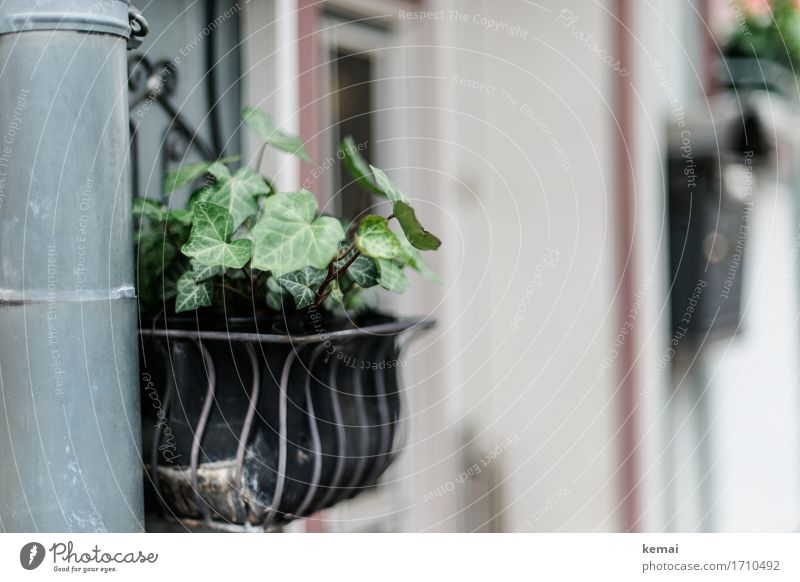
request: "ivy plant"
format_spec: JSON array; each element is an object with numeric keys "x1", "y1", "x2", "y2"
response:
[{"x1": 134, "y1": 108, "x2": 440, "y2": 316}]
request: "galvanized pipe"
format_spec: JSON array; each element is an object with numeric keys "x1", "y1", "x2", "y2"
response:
[{"x1": 0, "y1": 0, "x2": 146, "y2": 532}]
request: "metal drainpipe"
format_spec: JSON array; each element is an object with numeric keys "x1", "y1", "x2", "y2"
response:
[{"x1": 0, "y1": 1, "x2": 147, "y2": 532}]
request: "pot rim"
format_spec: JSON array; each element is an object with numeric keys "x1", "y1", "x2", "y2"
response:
[{"x1": 139, "y1": 314, "x2": 434, "y2": 345}]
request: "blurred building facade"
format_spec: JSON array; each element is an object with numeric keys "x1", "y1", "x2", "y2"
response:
[{"x1": 135, "y1": 0, "x2": 800, "y2": 532}]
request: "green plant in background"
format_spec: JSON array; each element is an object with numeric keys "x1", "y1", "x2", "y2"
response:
[
  {"x1": 724, "y1": 0, "x2": 800, "y2": 71},
  {"x1": 133, "y1": 107, "x2": 440, "y2": 316}
]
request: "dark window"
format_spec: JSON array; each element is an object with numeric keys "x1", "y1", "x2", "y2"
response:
[{"x1": 331, "y1": 49, "x2": 375, "y2": 221}]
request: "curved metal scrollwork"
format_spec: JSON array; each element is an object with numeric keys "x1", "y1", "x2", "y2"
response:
[
  {"x1": 129, "y1": 0, "x2": 241, "y2": 205},
  {"x1": 128, "y1": 54, "x2": 218, "y2": 200},
  {"x1": 139, "y1": 319, "x2": 434, "y2": 532}
]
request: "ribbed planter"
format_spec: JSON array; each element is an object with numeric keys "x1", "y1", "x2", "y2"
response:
[{"x1": 138, "y1": 312, "x2": 431, "y2": 531}]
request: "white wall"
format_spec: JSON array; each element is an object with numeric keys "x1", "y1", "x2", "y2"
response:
[
  {"x1": 401, "y1": 0, "x2": 625, "y2": 532},
  {"x1": 404, "y1": 0, "x2": 800, "y2": 533}
]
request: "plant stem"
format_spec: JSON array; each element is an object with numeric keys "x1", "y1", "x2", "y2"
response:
[
  {"x1": 335, "y1": 241, "x2": 356, "y2": 261},
  {"x1": 256, "y1": 142, "x2": 268, "y2": 175},
  {"x1": 333, "y1": 249, "x2": 361, "y2": 279},
  {"x1": 312, "y1": 288, "x2": 332, "y2": 309},
  {"x1": 313, "y1": 248, "x2": 362, "y2": 307}
]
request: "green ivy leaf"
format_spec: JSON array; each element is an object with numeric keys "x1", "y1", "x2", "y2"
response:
[
  {"x1": 133, "y1": 197, "x2": 166, "y2": 222},
  {"x1": 167, "y1": 208, "x2": 193, "y2": 226},
  {"x1": 368, "y1": 165, "x2": 441, "y2": 253},
  {"x1": 398, "y1": 233, "x2": 440, "y2": 283},
  {"x1": 321, "y1": 280, "x2": 345, "y2": 312},
  {"x1": 164, "y1": 155, "x2": 240, "y2": 194},
  {"x1": 135, "y1": 228, "x2": 174, "y2": 271},
  {"x1": 341, "y1": 137, "x2": 383, "y2": 195},
  {"x1": 369, "y1": 165, "x2": 406, "y2": 204},
  {"x1": 187, "y1": 186, "x2": 213, "y2": 211},
  {"x1": 206, "y1": 167, "x2": 268, "y2": 228},
  {"x1": 343, "y1": 286, "x2": 369, "y2": 314},
  {"x1": 355, "y1": 215, "x2": 402, "y2": 259},
  {"x1": 242, "y1": 107, "x2": 311, "y2": 163},
  {"x1": 334, "y1": 245, "x2": 379, "y2": 288},
  {"x1": 135, "y1": 227, "x2": 178, "y2": 308},
  {"x1": 165, "y1": 162, "x2": 213, "y2": 194},
  {"x1": 190, "y1": 259, "x2": 225, "y2": 283},
  {"x1": 266, "y1": 277, "x2": 287, "y2": 310},
  {"x1": 251, "y1": 190, "x2": 345, "y2": 276},
  {"x1": 181, "y1": 202, "x2": 254, "y2": 268},
  {"x1": 276, "y1": 266, "x2": 326, "y2": 309},
  {"x1": 349, "y1": 255, "x2": 379, "y2": 287},
  {"x1": 207, "y1": 161, "x2": 231, "y2": 180},
  {"x1": 175, "y1": 271, "x2": 213, "y2": 313},
  {"x1": 393, "y1": 200, "x2": 441, "y2": 251},
  {"x1": 376, "y1": 258, "x2": 409, "y2": 293},
  {"x1": 327, "y1": 279, "x2": 344, "y2": 303}
]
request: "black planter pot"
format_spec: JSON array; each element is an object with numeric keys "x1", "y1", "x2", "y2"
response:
[{"x1": 138, "y1": 312, "x2": 431, "y2": 530}]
